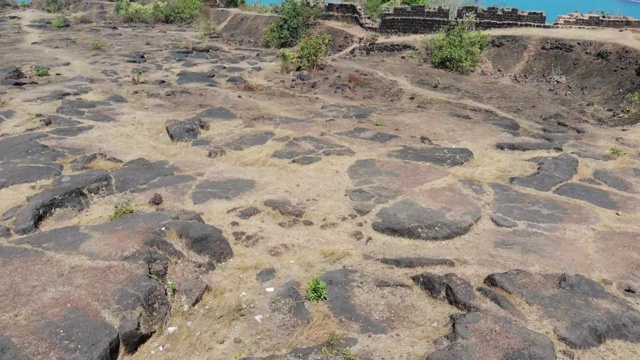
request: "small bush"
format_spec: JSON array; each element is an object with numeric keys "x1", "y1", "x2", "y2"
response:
[
  {"x1": 32, "y1": 65, "x2": 49, "y2": 77},
  {"x1": 238, "y1": 81, "x2": 263, "y2": 92},
  {"x1": 43, "y1": 0, "x2": 61, "y2": 13},
  {"x1": 306, "y1": 276, "x2": 328, "y2": 302},
  {"x1": 10, "y1": 18, "x2": 21, "y2": 32},
  {"x1": 72, "y1": 12, "x2": 93, "y2": 24},
  {"x1": 111, "y1": 201, "x2": 134, "y2": 220},
  {"x1": 426, "y1": 21, "x2": 490, "y2": 74},
  {"x1": 607, "y1": 147, "x2": 628, "y2": 158},
  {"x1": 296, "y1": 34, "x2": 331, "y2": 71},
  {"x1": 224, "y1": 0, "x2": 246, "y2": 7},
  {"x1": 91, "y1": 39, "x2": 103, "y2": 50},
  {"x1": 279, "y1": 49, "x2": 296, "y2": 73},
  {"x1": 114, "y1": 0, "x2": 202, "y2": 24},
  {"x1": 199, "y1": 18, "x2": 215, "y2": 37},
  {"x1": 263, "y1": 0, "x2": 320, "y2": 48},
  {"x1": 347, "y1": 73, "x2": 364, "y2": 88},
  {"x1": 166, "y1": 281, "x2": 176, "y2": 296},
  {"x1": 132, "y1": 69, "x2": 143, "y2": 85},
  {"x1": 51, "y1": 15, "x2": 65, "y2": 28},
  {"x1": 621, "y1": 92, "x2": 640, "y2": 114}
]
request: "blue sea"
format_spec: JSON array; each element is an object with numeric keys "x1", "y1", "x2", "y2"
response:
[{"x1": 480, "y1": 0, "x2": 640, "y2": 22}]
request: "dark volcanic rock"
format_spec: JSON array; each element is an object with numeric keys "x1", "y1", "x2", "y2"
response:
[
  {"x1": 225, "y1": 131, "x2": 275, "y2": 151},
  {"x1": 112, "y1": 158, "x2": 176, "y2": 193},
  {"x1": 379, "y1": 257, "x2": 455, "y2": 268},
  {"x1": 491, "y1": 183, "x2": 568, "y2": 224},
  {"x1": 40, "y1": 307, "x2": 119, "y2": 360},
  {"x1": 273, "y1": 280, "x2": 312, "y2": 323},
  {"x1": 485, "y1": 270, "x2": 640, "y2": 349},
  {"x1": 593, "y1": 170, "x2": 632, "y2": 192},
  {"x1": 3, "y1": 66, "x2": 26, "y2": 80},
  {"x1": 256, "y1": 267, "x2": 276, "y2": 282},
  {"x1": 191, "y1": 179, "x2": 255, "y2": 204},
  {"x1": 0, "y1": 133, "x2": 65, "y2": 164},
  {"x1": 411, "y1": 272, "x2": 477, "y2": 311},
  {"x1": 165, "y1": 118, "x2": 209, "y2": 142},
  {"x1": 70, "y1": 153, "x2": 122, "y2": 171},
  {"x1": 118, "y1": 318, "x2": 151, "y2": 354},
  {"x1": 193, "y1": 107, "x2": 237, "y2": 120},
  {"x1": 272, "y1": 136, "x2": 354, "y2": 164},
  {"x1": 496, "y1": 142, "x2": 562, "y2": 152},
  {"x1": 313, "y1": 104, "x2": 375, "y2": 120},
  {"x1": 0, "y1": 163, "x2": 63, "y2": 189},
  {"x1": 510, "y1": 154, "x2": 578, "y2": 191},
  {"x1": 427, "y1": 312, "x2": 556, "y2": 360},
  {"x1": 373, "y1": 199, "x2": 481, "y2": 241},
  {"x1": 476, "y1": 286, "x2": 522, "y2": 318},
  {"x1": 13, "y1": 170, "x2": 112, "y2": 234},
  {"x1": 489, "y1": 214, "x2": 518, "y2": 228},
  {"x1": 0, "y1": 332, "x2": 31, "y2": 360},
  {"x1": 177, "y1": 71, "x2": 217, "y2": 85},
  {"x1": 486, "y1": 116, "x2": 520, "y2": 132},
  {"x1": 388, "y1": 146, "x2": 474, "y2": 167},
  {"x1": 321, "y1": 269, "x2": 386, "y2": 334},
  {"x1": 264, "y1": 199, "x2": 304, "y2": 218},
  {"x1": 336, "y1": 127, "x2": 399, "y2": 143},
  {"x1": 163, "y1": 221, "x2": 233, "y2": 268},
  {"x1": 553, "y1": 183, "x2": 618, "y2": 210},
  {"x1": 0, "y1": 225, "x2": 11, "y2": 239},
  {"x1": 238, "y1": 206, "x2": 261, "y2": 220}
]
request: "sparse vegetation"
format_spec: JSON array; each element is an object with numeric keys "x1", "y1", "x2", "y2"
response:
[
  {"x1": 91, "y1": 39, "x2": 104, "y2": 50},
  {"x1": 279, "y1": 49, "x2": 296, "y2": 73},
  {"x1": 32, "y1": 65, "x2": 49, "y2": 77},
  {"x1": 607, "y1": 147, "x2": 628, "y2": 158},
  {"x1": 18, "y1": 0, "x2": 29, "y2": 8},
  {"x1": 238, "y1": 81, "x2": 263, "y2": 92},
  {"x1": 621, "y1": 91, "x2": 640, "y2": 115},
  {"x1": 132, "y1": 69, "x2": 143, "y2": 85},
  {"x1": 263, "y1": 0, "x2": 321, "y2": 48},
  {"x1": 425, "y1": 19, "x2": 490, "y2": 74},
  {"x1": 375, "y1": 120, "x2": 382, "y2": 126},
  {"x1": 242, "y1": 0, "x2": 273, "y2": 13},
  {"x1": 306, "y1": 276, "x2": 328, "y2": 302},
  {"x1": 10, "y1": 18, "x2": 21, "y2": 32},
  {"x1": 114, "y1": 0, "x2": 203, "y2": 24},
  {"x1": 111, "y1": 200, "x2": 134, "y2": 220},
  {"x1": 166, "y1": 281, "x2": 176, "y2": 296},
  {"x1": 199, "y1": 18, "x2": 215, "y2": 37},
  {"x1": 72, "y1": 12, "x2": 93, "y2": 24},
  {"x1": 43, "y1": 0, "x2": 61, "y2": 13},
  {"x1": 144, "y1": 38, "x2": 152, "y2": 45},
  {"x1": 236, "y1": 35, "x2": 245, "y2": 45},
  {"x1": 224, "y1": 0, "x2": 246, "y2": 7},
  {"x1": 347, "y1": 73, "x2": 364, "y2": 88},
  {"x1": 296, "y1": 34, "x2": 331, "y2": 71},
  {"x1": 433, "y1": 77, "x2": 441, "y2": 88},
  {"x1": 51, "y1": 15, "x2": 65, "y2": 28}
]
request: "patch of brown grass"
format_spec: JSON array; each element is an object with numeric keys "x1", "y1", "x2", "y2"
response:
[
  {"x1": 347, "y1": 73, "x2": 364, "y2": 89},
  {"x1": 238, "y1": 81, "x2": 264, "y2": 92},
  {"x1": 320, "y1": 248, "x2": 351, "y2": 263},
  {"x1": 279, "y1": 304, "x2": 343, "y2": 349},
  {"x1": 85, "y1": 158, "x2": 122, "y2": 171}
]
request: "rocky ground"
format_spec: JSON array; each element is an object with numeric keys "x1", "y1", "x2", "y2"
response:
[{"x1": 2, "y1": 8, "x2": 640, "y2": 360}]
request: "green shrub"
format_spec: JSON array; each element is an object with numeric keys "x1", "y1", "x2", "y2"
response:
[
  {"x1": 72, "y1": 12, "x2": 94, "y2": 24},
  {"x1": 242, "y1": 0, "x2": 273, "y2": 13},
  {"x1": 199, "y1": 18, "x2": 215, "y2": 37},
  {"x1": 224, "y1": 0, "x2": 246, "y2": 7},
  {"x1": 52, "y1": 15, "x2": 65, "y2": 28},
  {"x1": 279, "y1": 49, "x2": 296, "y2": 73},
  {"x1": 111, "y1": 201, "x2": 134, "y2": 220},
  {"x1": 426, "y1": 21, "x2": 490, "y2": 74},
  {"x1": 43, "y1": 0, "x2": 61, "y2": 13},
  {"x1": 621, "y1": 92, "x2": 640, "y2": 114},
  {"x1": 32, "y1": 65, "x2": 49, "y2": 77},
  {"x1": 296, "y1": 34, "x2": 330, "y2": 71},
  {"x1": 607, "y1": 147, "x2": 628, "y2": 158},
  {"x1": 114, "y1": 0, "x2": 202, "y2": 24},
  {"x1": 263, "y1": 0, "x2": 320, "y2": 48},
  {"x1": 306, "y1": 276, "x2": 328, "y2": 302},
  {"x1": 91, "y1": 38, "x2": 103, "y2": 50}
]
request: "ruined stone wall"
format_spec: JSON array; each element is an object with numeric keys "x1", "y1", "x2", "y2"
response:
[
  {"x1": 323, "y1": 3, "x2": 548, "y2": 34},
  {"x1": 555, "y1": 13, "x2": 640, "y2": 28}
]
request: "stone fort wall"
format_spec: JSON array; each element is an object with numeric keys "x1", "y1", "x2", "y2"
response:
[{"x1": 555, "y1": 13, "x2": 640, "y2": 29}]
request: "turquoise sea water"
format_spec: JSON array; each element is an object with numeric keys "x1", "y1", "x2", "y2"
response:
[{"x1": 480, "y1": 0, "x2": 640, "y2": 23}]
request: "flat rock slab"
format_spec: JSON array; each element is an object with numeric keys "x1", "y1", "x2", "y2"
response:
[
  {"x1": 496, "y1": 142, "x2": 562, "y2": 152},
  {"x1": 336, "y1": 127, "x2": 399, "y2": 143},
  {"x1": 347, "y1": 158, "x2": 448, "y2": 205},
  {"x1": 224, "y1": 131, "x2": 275, "y2": 151},
  {"x1": 510, "y1": 154, "x2": 578, "y2": 191},
  {"x1": 373, "y1": 187, "x2": 481, "y2": 241},
  {"x1": 427, "y1": 312, "x2": 556, "y2": 360},
  {"x1": 321, "y1": 269, "x2": 387, "y2": 334},
  {"x1": 412, "y1": 272, "x2": 477, "y2": 311},
  {"x1": 176, "y1": 71, "x2": 217, "y2": 85},
  {"x1": 113, "y1": 158, "x2": 177, "y2": 193},
  {"x1": 486, "y1": 116, "x2": 520, "y2": 132},
  {"x1": 553, "y1": 183, "x2": 618, "y2": 210},
  {"x1": 191, "y1": 179, "x2": 255, "y2": 204},
  {"x1": 388, "y1": 146, "x2": 474, "y2": 167},
  {"x1": 272, "y1": 280, "x2": 311, "y2": 323},
  {"x1": 272, "y1": 136, "x2": 354, "y2": 164},
  {"x1": 491, "y1": 183, "x2": 591, "y2": 225},
  {"x1": 165, "y1": 118, "x2": 209, "y2": 142},
  {"x1": 192, "y1": 107, "x2": 237, "y2": 121},
  {"x1": 485, "y1": 270, "x2": 640, "y2": 349},
  {"x1": 0, "y1": 133, "x2": 65, "y2": 164},
  {"x1": 593, "y1": 169, "x2": 633, "y2": 192},
  {"x1": 0, "y1": 163, "x2": 63, "y2": 189},
  {"x1": 313, "y1": 104, "x2": 375, "y2": 120}
]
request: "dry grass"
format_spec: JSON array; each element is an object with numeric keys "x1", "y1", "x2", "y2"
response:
[
  {"x1": 72, "y1": 12, "x2": 94, "y2": 24},
  {"x1": 346, "y1": 73, "x2": 364, "y2": 89},
  {"x1": 320, "y1": 248, "x2": 352, "y2": 263},
  {"x1": 238, "y1": 81, "x2": 264, "y2": 92},
  {"x1": 278, "y1": 304, "x2": 342, "y2": 349},
  {"x1": 85, "y1": 158, "x2": 122, "y2": 171}
]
